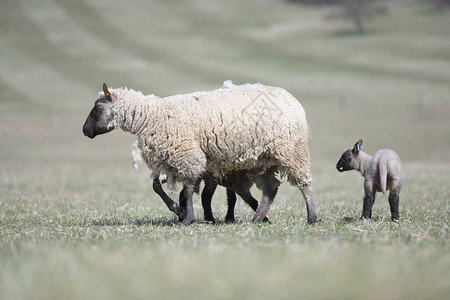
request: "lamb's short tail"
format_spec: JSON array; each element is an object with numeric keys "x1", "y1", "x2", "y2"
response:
[{"x1": 379, "y1": 164, "x2": 387, "y2": 194}]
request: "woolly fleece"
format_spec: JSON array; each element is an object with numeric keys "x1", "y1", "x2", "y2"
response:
[{"x1": 106, "y1": 83, "x2": 312, "y2": 186}]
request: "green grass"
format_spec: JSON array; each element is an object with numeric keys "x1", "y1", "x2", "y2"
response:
[{"x1": 1, "y1": 0, "x2": 449, "y2": 299}]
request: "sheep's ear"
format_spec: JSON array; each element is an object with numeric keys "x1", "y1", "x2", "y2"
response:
[
  {"x1": 103, "y1": 83, "x2": 116, "y2": 102},
  {"x1": 352, "y1": 139, "x2": 363, "y2": 154}
]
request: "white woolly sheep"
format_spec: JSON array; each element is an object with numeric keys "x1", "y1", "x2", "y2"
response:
[
  {"x1": 336, "y1": 139, "x2": 403, "y2": 221},
  {"x1": 83, "y1": 82, "x2": 316, "y2": 225}
]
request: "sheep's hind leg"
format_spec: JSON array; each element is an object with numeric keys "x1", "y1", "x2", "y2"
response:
[
  {"x1": 180, "y1": 179, "x2": 197, "y2": 226},
  {"x1": 299, "y1": 183, "x2": 317, "y2": 224},
  {"x1": 252, "y1": 168, "x2": 279, "y2": 223},
  {"x1": 152, "y1": 177, "x2": 181, "y2": 217}
]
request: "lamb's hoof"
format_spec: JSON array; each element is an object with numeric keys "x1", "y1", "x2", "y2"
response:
[
  {"x1": 307, "y1": 215, "x2": 318, "y2": 225},
  {"x1": 178, "y1": 207, "x2": 187, "y2": 222},
  {"x1": 203, "y1": 217, "x2": 216, "y2": 225},
  {"x1": 200, "y1": 220, "x2": 215, "y2": 225},
  {"x1": 225, "y1": 217, "x2": 235, "y2": 224}
]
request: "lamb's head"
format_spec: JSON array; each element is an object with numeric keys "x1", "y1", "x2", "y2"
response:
[
  {"x1": 336, "y1": 139, "x2": 363, "y2": 172},
  {"x1": 83, "y1": 83, "x2": 117, "y2": 139}
]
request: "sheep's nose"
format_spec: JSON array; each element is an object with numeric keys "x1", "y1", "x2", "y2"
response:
[
  {"x1": 82, "y1": 126, "x2": 95, "y2": 139},
  {"x1": 336, "y1": 164, "x2": 344, "y2": 172}
]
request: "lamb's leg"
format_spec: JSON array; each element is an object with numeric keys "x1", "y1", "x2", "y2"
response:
[
  {"x1": 201, "y1": 178, "x2": 218, "y2": 224},
  {"x1": 180, "y1": 179, "x2": 196, "y2": 226},
  {"x1": 236, "y1": 189, "x2": 270, "y2": 223},
  {"x1": 178, "y1": 189, "x2": 187, "y2": 222},
  {"x1": 225, "y1": 189, "x2": 237, "y2": 223},
  {"x1": 152, "y1": 177, "x2": 181, "y2": 217},
  {"x1": 299, "y1": 184, "x2": 317, "y2": 224},
  {"x1": 252, "y1": 168, "x2": 279, "y2": 223},
  {"x1": 388, "y1": 180, "x2": 402, "y2": 221},
  {"x1": 388, "y1": 191, "x2": 400, "y2": 221}
]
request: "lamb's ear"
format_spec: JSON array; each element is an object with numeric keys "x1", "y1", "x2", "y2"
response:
[
  {"x1": 352, "y1": 139, "x2": 363, "y2": 154},
  {"x1": 103, "y1": 83, "x2": 116, "y2": 102}
]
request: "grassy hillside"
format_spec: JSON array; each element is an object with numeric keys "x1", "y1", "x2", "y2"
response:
[{"x1": 0, "y1": 0, "x2": 449, "y2": 299}]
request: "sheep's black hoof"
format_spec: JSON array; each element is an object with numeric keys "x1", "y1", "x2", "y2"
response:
[{"x1": 263, "y1": 217, "x2": 271, "y2": 224}]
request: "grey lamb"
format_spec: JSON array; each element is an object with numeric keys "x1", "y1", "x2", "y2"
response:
[{"x1": 336, "y1": 139, "x2": 402, "y2": 221}]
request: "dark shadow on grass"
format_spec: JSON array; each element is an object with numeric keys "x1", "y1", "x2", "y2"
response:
[
  {"x1": 196, "y1": 219, "x2": 274, "y2": 226},
  {"x1": 342, "y1": 216, "x2": 382, "y2": 223},
  {"x1": 88, "y1": 216, "x2": 180, "y2": 227}
]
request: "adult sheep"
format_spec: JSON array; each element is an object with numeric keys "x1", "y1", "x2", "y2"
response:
[{"x1": 82, "y1": 83, "x2": 316, "y2": 225}]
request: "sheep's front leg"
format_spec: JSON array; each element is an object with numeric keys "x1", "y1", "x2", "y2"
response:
[
  {"x1": 180, "y1": 178, "x2": 202, "y2": 222},
  {"x1": 299, "y1": 184, "x2": 317, "y2": 224},
  {"x1": 152, "y1": 177, "x2": 181, "y2": 217},
  {"x1": 180, "y1": 179, "x2": 197, "y2": 226},
  {"x1": 236, "y1": 189, "x2": 270, "y2": 223}
]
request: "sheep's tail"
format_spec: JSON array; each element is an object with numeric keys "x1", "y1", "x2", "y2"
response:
[{"x1": 379, "y1": 164, "x2": 387, "y2": 194}]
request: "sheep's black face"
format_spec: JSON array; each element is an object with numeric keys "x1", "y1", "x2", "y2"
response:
[
  {"x1": 82, "y1": 97, "x2": 115, "y2": 139},
  {"x1": 336, "y1": 149, "x2": 357, "y2": 172}
]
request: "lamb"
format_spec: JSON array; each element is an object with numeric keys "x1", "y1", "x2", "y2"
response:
[
  {"x1": 336, "y1": 139, "x2": 402, "y2": 221},
  {"x1": 83, "y1": 82, "x2": 316, "y2": 225},
  {"x1": 179, "y1": 172, "x2": 270, "y2": 223},
  {"x1": 133, "y1": 141, "x2": 268, "y2": 223}
]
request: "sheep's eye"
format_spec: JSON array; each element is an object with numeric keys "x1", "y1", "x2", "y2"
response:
[{"x1": 95, "y1": 107, "x2": 103, "y2": 118}]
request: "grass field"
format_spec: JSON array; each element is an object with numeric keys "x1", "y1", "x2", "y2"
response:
[{"x1": 1, "y1": 0, "x2": 449, "y2": 299}]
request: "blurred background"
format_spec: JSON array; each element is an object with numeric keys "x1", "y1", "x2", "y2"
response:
[
  {"x1": 0, "y1": 0, "x2": 450, "y2": 169},
  {"x1": 1, "y1": 0, "x2": 449, "y2": 167}
]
